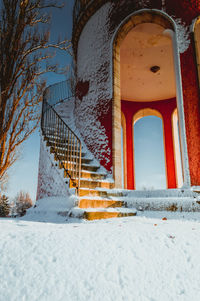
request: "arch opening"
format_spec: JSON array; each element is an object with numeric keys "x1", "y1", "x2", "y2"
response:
[
  {"x1": 113, "y1": 10, "x2": 188, "y2": 190},
  {"x1": 133, "y1": 114, "x2": 166, "y2": 190}
]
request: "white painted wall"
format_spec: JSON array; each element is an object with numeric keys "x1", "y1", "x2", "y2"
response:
[{"x1": 75, "y1": 3, "x2": 113, "y2": 167}]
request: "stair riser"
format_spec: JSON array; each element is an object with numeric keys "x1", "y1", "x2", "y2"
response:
[
  {"x1": 47, "y1": 143, "x2": 86, "y2": 157},
  {"x1": 80, "y1": 172, "x2": 106, "y2": 180},
  {"x1": 70, "y1": 181, "x2": 113, "y2": 189},
  {"x1": 79, "y1": 190, "x2": 108, "y2": 197},
  {"x1": 63, "y1": 170, "x2": 106, "y2": 180},
  {"x1": 52, "y1": 152, "x2": 91, "y2": 165},
  {"x1": 57, "y1": 158, "x2": 98, "y2": 172},
  {"x1": 83, "y1": 211, "x2": 136, "y2": 220},
  {"x1": 45, "y1": 137, "x2": 81, "y2": 149},
  {"x1": 80, "y1": 165, "x2": 99, "y2": 172},
  {"x1": 80, "y1": 181, "x2": 113, "y2": 189},
  {"x1": 79, "y1": 199, "x2": 124, "y2": 208}
]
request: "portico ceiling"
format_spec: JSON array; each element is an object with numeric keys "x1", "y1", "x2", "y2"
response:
[{"x1": 120, "y1": 23, "x2": 176, "y2": 102}]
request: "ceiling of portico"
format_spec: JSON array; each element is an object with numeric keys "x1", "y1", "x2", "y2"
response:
[{"x1": 120, "y1": 23, "x2": 176, "y2": 102}]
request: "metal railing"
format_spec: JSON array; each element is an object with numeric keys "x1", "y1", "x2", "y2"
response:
[
  {"x1": 41, "y1": 99, "x2": 82, "y2": 195},
  {"x1": 43, "y1": 80, "x2": 74, "y2": 108}
]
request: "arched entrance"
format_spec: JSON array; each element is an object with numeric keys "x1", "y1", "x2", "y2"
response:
[
  {"x1": 113, "y1": 10, "x2": 190, "y2": 189},
  {"x1": 133, "y1": 110, "x2": 166, "y2": 190}
]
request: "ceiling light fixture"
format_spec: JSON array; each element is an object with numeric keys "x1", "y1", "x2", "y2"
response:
[{"x1": 150, "y1": 66, "x2": 160, "y2": 73}]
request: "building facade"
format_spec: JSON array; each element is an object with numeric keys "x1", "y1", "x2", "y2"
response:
[
  {"x1": 73, "y1": 0, "x2": 200, "y2": 190},
  {"x1": 37, "y1": 1, "x2": 200, "y2": 216}
]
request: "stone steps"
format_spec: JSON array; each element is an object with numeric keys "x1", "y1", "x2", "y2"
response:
[
  {"x1": 44, "y1": 130, "x2": 137, "y2": 220},
  {"x1": 78, "y1": 198, "x2": 124, "y2": 208},
  {"x1": 48, "y1": 144, "x2": 86, "y2": 157},
  {"x1": 70, "y1": 178, "x2": 114, "y2": 189},
  {"x1": 69, "y1": 207, "x2": 137, "y2": 220}
]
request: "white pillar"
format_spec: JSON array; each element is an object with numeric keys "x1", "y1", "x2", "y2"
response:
[{"x1": 163, "y1": 29, "x2": 191, "y2": 188}]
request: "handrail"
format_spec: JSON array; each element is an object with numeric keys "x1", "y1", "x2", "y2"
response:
[{"x1": 41, "y1": 99, "x2": 82, "y2": 196}]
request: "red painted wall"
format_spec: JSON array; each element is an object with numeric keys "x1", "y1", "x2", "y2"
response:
[
  {"x1": 180, "y1": 44, "x2": 200, "y2": 185},
  {"x1": 121, "y1": 98, "x2": 177, "y2": 189}
]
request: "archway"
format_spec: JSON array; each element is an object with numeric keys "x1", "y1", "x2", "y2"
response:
[
  {"x1": 113, "y1": 9, "x2": 190, "y2": 189},
  {"x1": 133, "y1": 110, "x2": 166, "y2": 190}
]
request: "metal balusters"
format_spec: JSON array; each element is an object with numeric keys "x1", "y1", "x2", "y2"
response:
[
  {"x1": 73, "y1": 135, "x2": 76, "y2": 179},
  {"x1": 41, "y1": 99, "x2": 82, "y2": 195},
  {"x1": 76, "y1": 138, "x2": 79, "y2": 179},
  {"x1": 78, "y1": 142, "x2": 82, "y2": 195},
  {"x1": 66, "y1": 128, "x2": 70, "y2": 174}
]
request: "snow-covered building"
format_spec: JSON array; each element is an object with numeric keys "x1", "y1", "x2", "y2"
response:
[{"x1": 37, "y1": 0, "x2": 200, "y2": 219}]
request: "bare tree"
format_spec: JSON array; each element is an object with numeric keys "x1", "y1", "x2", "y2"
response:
[
  {"x1": 0, "y1": 0, "x2": 71, "y2": 183},
  {"x1": 14, "y1": 190, "x2": 32, "y2": 216}
]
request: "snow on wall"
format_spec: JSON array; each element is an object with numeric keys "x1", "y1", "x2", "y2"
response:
[
  {"x1": 74, "y1": 1, "x2": 193, "y2": 172},
  {"x1": 37, "y1": 136, "x2": 71, "y2": 200},
  {"x1": 174, "y1": 18, "x2": 190, "y2": 54},
  {"x1": 75, "y1": 3, "x2": 113, "y2": 170}
]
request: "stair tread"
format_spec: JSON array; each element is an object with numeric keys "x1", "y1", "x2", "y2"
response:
[
  {"x1": 79, "y1": 196, "x2": 121, "y2": 201},
  {"x1": 73, "y1": 207, "x2": 137, "y2": 213},
  {"x1": 80, "y1": 170, "x2": 107, "y2": 175},
  {"x1": 78, "y1": 178, "x2": 114, "y2": 183},
  {"x1": 63, "y1": 161, "x2": 99, "y2": 167},
  {"x1": 110, "y1": 196, "x2": 196, "y2": 201}
]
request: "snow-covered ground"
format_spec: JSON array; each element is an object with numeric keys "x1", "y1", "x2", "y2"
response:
[{"x1": 1, "y1": 201, "x2": 200, "y2": 301}]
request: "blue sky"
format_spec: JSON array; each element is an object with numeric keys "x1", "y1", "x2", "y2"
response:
[
  {"x1": 134, "y1": 116, "x2": 166, "y2": 190},
  {"x1": 5, "y1": 0, "x2": 166, "y2": 200},
  {"x1": 6, "y1": 1, "x2": 74, "y2": 200}
]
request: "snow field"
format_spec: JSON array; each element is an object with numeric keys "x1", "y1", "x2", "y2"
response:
[{"x1": 1, "y1": 211, "x2": 200, "y2": 301}]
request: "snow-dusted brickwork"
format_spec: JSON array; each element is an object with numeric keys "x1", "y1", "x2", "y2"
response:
[
  {"x1": 37, "y1": 136, "x2": 71, "y2": 200},
  {"x1": 75, "y1": 3, "x2": 112, "y2": 169},
  {"x1": 75, "y1": 2, "x2": 192, "y2": 172}
]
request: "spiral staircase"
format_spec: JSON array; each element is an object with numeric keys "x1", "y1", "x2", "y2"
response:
[{"x1": 41, "y1": 86, "x2": 137, "y2": 220}]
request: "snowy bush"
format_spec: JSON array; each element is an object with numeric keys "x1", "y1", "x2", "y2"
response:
[
  {"x1": 0, "y1": 194, "x2": 10, "y2": 217},
  {"x1": 14, "y1": 191, "x2": 33, "y2": 217}
]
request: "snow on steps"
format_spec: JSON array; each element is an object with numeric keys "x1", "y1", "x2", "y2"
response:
[
  {"x1": 41, "y1": 99, "x2": 200, "y2": 219},
  {"x1": 42, "y1": 116, "x2": 132, "y2": 220},
  {"x1": 107, "y1": 188, "x2": 200, "y2": 212},
  {"x1": 69, "y1": 207, "x2": 137, "y2": 221},
  {"x1": 44, "y1": 127, "x2": 200, "y2": 218}
]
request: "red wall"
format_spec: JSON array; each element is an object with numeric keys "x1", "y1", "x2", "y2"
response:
[
  {"x1": 121, "y1": 98, "x2": 177, "y2": 189},
  {"x1": 180, "y1": 44, "x2": 200, "y2": 186}
]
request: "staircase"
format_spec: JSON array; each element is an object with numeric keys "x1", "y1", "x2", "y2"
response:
[{"x1": 41, "y1": 99, "x2": 137, "y2": 220}]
